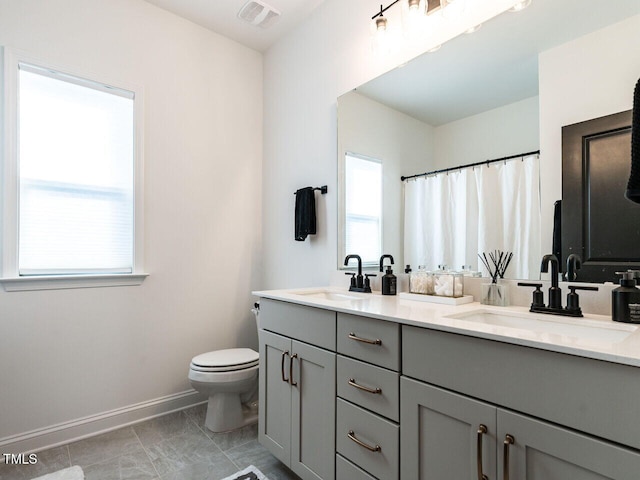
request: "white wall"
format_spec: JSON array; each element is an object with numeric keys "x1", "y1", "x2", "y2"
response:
[
  {"x1": 433, "y1": 96, "x2": 540, "y2": 170},
  {"x1": 0, "y1": 0, "x2": 262, "y2": 452},
  {"x1": 538, "y1": 15, "x2": 640, "y2": 255},
  {"x1": 338, "y1": 91, "x2": 434, "y2": 267}
]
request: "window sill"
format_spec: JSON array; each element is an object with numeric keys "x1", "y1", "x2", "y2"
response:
[{"x1": 0, "y1": 273, "x2": 149, "y2": 292}]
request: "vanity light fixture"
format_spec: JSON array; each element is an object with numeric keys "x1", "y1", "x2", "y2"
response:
[
  {"x1": 370, "y1": 0, "x2": 459, "y2": 53},
  {"x1": 374, "y1": 5, "x2": 388, "y2": 33},
  {"x1": 372, "y1": 0, "x2": 442, "y2": 31},
  {"x1": 370, "y1": 0, "x2": 528, "y2": 55}
]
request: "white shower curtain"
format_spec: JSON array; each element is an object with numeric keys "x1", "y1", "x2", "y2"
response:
[{"x1": 404, "y1": 154, "x2": 540, "y2": 279}]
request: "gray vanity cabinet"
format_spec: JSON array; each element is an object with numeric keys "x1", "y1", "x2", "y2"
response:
[
  {"x1": 400, "y1": 379, "x2": 497, "y2": 480},
  {"x1": 258, "y1": 300, "x2": 337, "y2": 480},
  {"x1": 259, "y1": 329, "x2": 292, "y2": 464},
  {"x1": 335, "y1": 313, "x2": 401, "y2": 480},
  {"x1": 401, "y1": 379, "x2": 640, "y2": 480},
  {"x1": 401, "y1": 325, "x2": 640, "y2": 479},
  {"x1": 497, "y1": 410, "x2": 640, "y2": 480}
]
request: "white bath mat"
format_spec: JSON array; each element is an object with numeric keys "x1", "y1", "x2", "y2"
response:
[
  {"x1": 32, "y1": 465, "x2": 84, "y2": 480},
  {"x1": 221, "y1": 465, "x2": 269, "y2": 480}
]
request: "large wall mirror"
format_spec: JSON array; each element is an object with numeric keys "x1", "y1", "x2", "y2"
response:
[{"x1": 337, "y1": 0, "x2": 640, "y2": 281}]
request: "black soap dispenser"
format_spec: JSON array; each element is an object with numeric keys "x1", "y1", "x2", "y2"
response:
[
  {"x1": 612, "y1": 271, "x2": 640, "y2": 323},
  {"x1": 379, "y1": 254, "x2": 397, "y2": 296}
]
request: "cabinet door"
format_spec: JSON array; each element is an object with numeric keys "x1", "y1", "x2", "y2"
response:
[
  {"x1": 401, "y1": 378, "x2": 497, "y2": 480},
  {"x1": 498, "y1": 409, "x2": 640, "y2": 480},
  {"x1": 291, "y1": 340, "x2": 336, "y2": 480},
  {"x1": 258, "y1": 330, "x2": 292, "y2": 466}
]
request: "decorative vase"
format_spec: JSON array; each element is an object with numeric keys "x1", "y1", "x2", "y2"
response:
[{"x1": 481, "y1": 282, "x2": 509, "y2": 306}]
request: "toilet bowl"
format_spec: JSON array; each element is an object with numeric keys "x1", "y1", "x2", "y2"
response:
[
  {"x1": 188, "y1": 347, "x2": 259, "y2": 432},
  {"x1": 189, "y1": 306, "x2": 262, "y2": 432}
]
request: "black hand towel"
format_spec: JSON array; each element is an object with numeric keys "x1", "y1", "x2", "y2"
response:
[
  {"x1": 552, "y1": 199, "x2": 562, "y2": 264},
  {"x1": 626, "y1": 76, "x2": 640, "y2": 203},
  {"x1": 295, "y1": 187, "x2": 316, "y2": 241}
]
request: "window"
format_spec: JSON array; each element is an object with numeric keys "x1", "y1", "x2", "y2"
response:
[
  {"x1": 344, "y1": 153, "x2": 382, "y2": 266},
  {"x1": 1, "y1": 49, "x2": 146, "y2": 290}
]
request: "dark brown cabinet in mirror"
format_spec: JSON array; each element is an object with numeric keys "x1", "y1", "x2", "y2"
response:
[{"x1": 562, "y1": 110, "x2": 640, "y2": 283}]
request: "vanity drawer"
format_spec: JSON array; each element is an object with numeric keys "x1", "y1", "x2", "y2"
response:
[
  {"x1": 259, "y1": 298, "x2": 336, "y2": 351},
  {"x1": 336, "y1": 398, "x2": 399, "y2": 480},
  {"x1": 337, "y1": 355, "x2": 399, "y2": 422},
  {"x1": 336, "y1": 454, "x2": 378, "y2": 480},
  {"x1": 337, "y1": 313, "x2": 400, "y2": 370}
]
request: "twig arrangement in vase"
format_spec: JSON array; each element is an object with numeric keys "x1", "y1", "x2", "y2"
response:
[
  {"x1": 478, "y1": 250, "x2": 513, "y2": 306},
  {"x1": 478, "y1": 250, "x2": 513, "y2": 283}
]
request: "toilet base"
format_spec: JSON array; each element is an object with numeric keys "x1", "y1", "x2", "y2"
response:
[{"x1": 204, "y1": 393, "x2": 259, "y2": 433}]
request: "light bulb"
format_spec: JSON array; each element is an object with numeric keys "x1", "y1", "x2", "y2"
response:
[
  {"x1": 401, "y1": 0, "x2": 427, "y2": 40},
  {"x1": 509, "y1": 0, "x2": 532, "y2": 12},
  {"x1": 376, "y1": 16, "x2": 388, "y2": 32},
  {"x1": 465, "y1": 23, "x2": 482, "y2": 34}
]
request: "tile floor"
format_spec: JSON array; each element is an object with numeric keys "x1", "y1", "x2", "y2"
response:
[{"x1": 0, "y1": 404, "x2": 300, "y2": 480}]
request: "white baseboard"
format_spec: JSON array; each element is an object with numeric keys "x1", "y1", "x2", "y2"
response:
[{"x1": 0, "y1": 389, "x2": 206, "y2": 457}]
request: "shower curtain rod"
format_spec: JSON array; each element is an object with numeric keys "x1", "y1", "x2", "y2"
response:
[{"x1": 400, "y1": 150, "x2": 541, "y2": 182}]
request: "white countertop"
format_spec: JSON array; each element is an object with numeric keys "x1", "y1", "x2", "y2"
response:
[{"x1": 253, "y1": 287, "x2": 640, "y2": 368}]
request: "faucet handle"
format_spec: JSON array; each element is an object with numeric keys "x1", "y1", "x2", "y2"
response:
[
  {"x1": 566, "y1": 285, "x2": 598, "y2": 315},
  {"x1": 345, "y1": 272, "x2": 356, "y2": 288},
  {"x1": 568, "y1": 285, "x2": 598, "y2": 292},
  {"x1": 364, "y1": 273, "x2": 377, "y2": 291},
  {"x1": 518, "y1": 282, "x2": 545, "y2": 308}
]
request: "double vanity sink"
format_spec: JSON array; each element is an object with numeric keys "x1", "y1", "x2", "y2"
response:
[
  {"x1": 276, "y1": 287, "x2": 640, "y2": 363},
  {"x1": 254, "y1": 286, "x2": 640, "y2": 480}
]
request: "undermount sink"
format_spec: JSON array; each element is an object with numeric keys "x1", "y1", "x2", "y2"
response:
[
  {"x1": 292, "y1": 290, "x2": 364, "y2": 302},
  {"x1": 444, "y1": 309, "x2": 637, "y2": 346}
]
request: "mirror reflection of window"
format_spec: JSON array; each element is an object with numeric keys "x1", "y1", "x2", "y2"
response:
[{"x1": 344, "y1": 153, "x2": 382, "y2": 266}]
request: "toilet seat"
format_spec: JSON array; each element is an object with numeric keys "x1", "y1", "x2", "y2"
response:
[{"x1": 190, "y1": 348, "x2": 259, "y2": 373}]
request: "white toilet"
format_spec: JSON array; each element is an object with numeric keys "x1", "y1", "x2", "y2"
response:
[
  {"x1": 189, "y1": 347, "x2": 259, "y2": 432},
  {"x1": 188, "y1": 306, "x2": 261, "y2": 432}
]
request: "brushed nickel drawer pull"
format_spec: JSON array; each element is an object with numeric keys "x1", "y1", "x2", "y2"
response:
[
  {"x1": 348, "y1": 378, "x2": 382, "y2": 394},
  {"x1": 348, "y1": 430, "x2": 381, "y2": 452},
  {"x1": 503, "y1": 434, "x2": 515, "y2": 480},
  {"x1": 477, "y1": 424, "x2": 488, "y2": 480},
  {"x1": 281, "y1": 351, "x2": 289, "y2": 383},
  {"x1": 289, "y1": 353, "x2": 298, "y2": 387},
  {"x1": 348, "y1": 332, "x2": 382, "y2": 345}
]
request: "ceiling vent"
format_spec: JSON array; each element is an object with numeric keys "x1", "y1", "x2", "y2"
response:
[{"x1": 238, "y1": 0, "x2": 281, "y2": 29}]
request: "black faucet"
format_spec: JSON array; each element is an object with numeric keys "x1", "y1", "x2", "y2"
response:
[
  {"x1": 344, "y1": 254, "x2": 374, "y2": 293},
  {"x1": 541, "y1": 254, "x2": 561, "y2": 308},
  {"x1": 518, "y1": 254, "x2": 598, "y2": 317},
  {"x1": 379, "y1": 254, "x2": 394, "y2": 272},
  {"x1": 565, "y1": 254, "x2": 581, "y2": 281}
]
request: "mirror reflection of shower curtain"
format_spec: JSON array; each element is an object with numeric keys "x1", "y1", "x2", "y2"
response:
[
  {"x1": 404, "y1": 154, "x2": 541, "y2": 279},
  {"x1": 404, "y1": 169, "x2": 477, "y2": 271}
]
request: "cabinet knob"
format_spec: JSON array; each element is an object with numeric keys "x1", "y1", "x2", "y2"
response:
[
  {"x1": 348, "y1": 378, "x2": 382, "y2": 394},
  {"x1": 289, "y1": 353, "x2": 298, "y2": 387},
  {"x1": 503, "y1": 434, "x2": 515, "y2": 480},
  {"x1": 477, "y1": 424, "x2": 489, "y2": 480},
  {"x1": 347, "y1": 430, "x2": 381, "y2": 453},
  {"x1": 348, "y1": 332, "x2": 382, "y2": 345},
  {"x1": 281, "y1": 351, "x2": 290, "y2": 383}
]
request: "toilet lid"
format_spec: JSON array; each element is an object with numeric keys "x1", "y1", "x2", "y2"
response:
[{"x1": 191, "y1": 348, "x2": 259, "y2": 369}]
